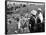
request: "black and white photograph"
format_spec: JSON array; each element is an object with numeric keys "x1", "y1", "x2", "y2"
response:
[{"x1": 5, "y1": 0, "x2": 45, "y2": 34}]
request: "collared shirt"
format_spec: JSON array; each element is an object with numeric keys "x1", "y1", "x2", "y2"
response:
[{"x1": 38, "y1": 12, "x2": 43, "y2": 23}]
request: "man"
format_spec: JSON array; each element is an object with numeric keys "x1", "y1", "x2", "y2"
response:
[
  {"x1": 36, "y1": 8, "x2": 43, "y2": 32},
  {"x1": 28, "y1": 10, "x2": 37, "y2": 32},
  {"x1": 37, "y1": 8, "x2": 43, "y2": 23}
]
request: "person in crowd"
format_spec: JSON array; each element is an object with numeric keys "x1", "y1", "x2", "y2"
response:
[
  {"x1": 36, "y1": 8, "x2": 44, "y2": 32},
  {"x1": 29, "y1": 15, "x2": 35, "y2": 32},
  {"x1": 37, "y1": 8, "x2": 43, "y2": 23},
  {"x1": 28, "y1": 10, "x2": 37, "y2": 32}
]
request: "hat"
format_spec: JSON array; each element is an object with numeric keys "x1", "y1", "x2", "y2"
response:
[{"x1": 31, "y1": 10, "x2": 37, "y2": 15}]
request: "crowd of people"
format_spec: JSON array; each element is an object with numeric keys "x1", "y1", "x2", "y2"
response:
[
  {"x1": 6, "y1": 2, "x2": 44, "y2": 33},
  {"x1": 7, "y1": 8, "x2": 44, "y2": 33}
]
